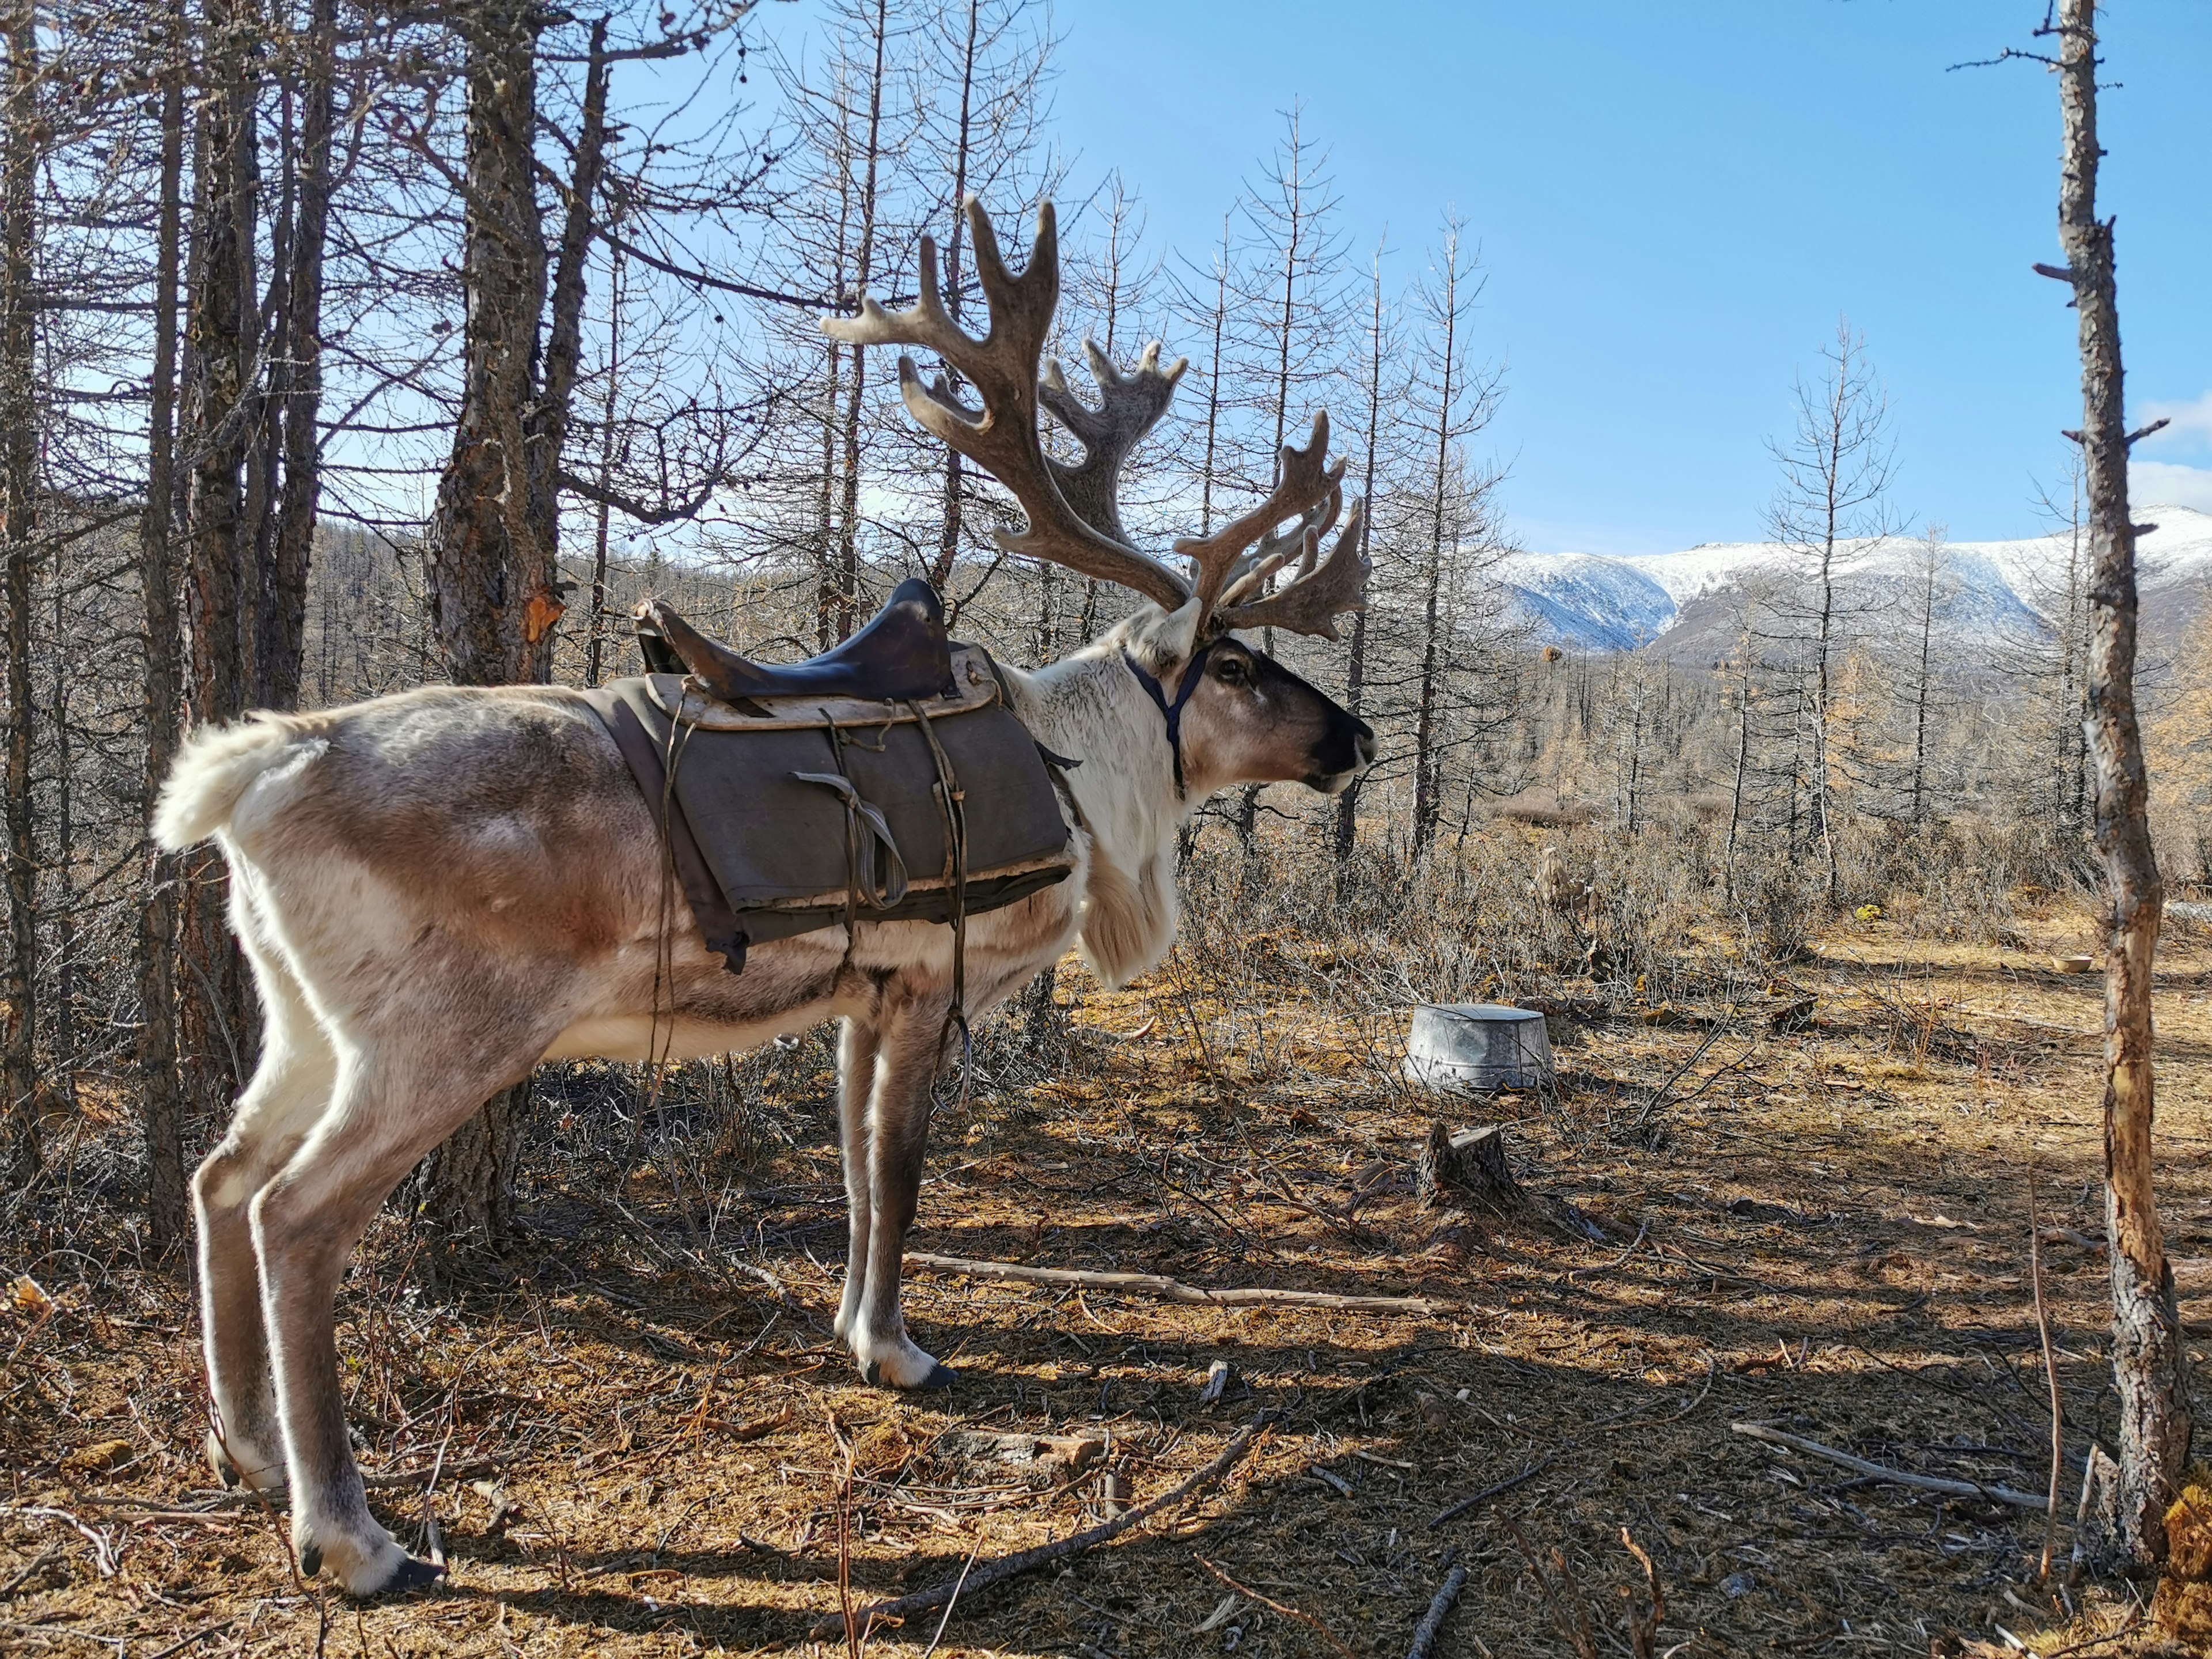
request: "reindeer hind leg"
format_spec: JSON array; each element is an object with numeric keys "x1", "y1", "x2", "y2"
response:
[
  {"x1": 192, "y1": 897, "x2": 338, "y2": 1495},
  {"x1": 251, "y1": 1006, "x2": 555, "y2": 1595}
]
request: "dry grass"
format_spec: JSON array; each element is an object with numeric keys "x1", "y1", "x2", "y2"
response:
[{"x1": 5, "y1": 855, "x2": 2212, "y2": 1657}]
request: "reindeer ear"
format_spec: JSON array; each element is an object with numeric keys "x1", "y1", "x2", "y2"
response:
[{"x1": 1122, "y1": 594, "x2": 1205, "y2": 676}]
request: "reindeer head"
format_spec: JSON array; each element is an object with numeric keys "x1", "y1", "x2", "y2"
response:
[{"x1": 823, "y1": 199, "x2": 1376, "y2": 802}]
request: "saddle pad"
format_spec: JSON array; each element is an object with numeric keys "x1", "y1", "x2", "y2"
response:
[{"x1": 587, "y1": 666, "x2": 1075, "y2": 966}]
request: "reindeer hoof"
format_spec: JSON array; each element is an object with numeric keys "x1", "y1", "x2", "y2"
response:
[
  {"x1": 373, "y1": 1555, "x2": 448, "y2": 1596},
  {"x1": 207, "y1": 1431, "x2": 239, "y2": 1487},
  {"x1": 860, "y1": 1358, "x2": 959, "y2": 1391}
]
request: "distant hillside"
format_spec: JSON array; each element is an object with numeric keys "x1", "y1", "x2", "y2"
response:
[{"x1": 1498, "y1": 504, "x2": 2212, "y2": 662}]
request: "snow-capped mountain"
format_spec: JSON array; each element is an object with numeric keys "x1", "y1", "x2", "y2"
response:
[{"x1": 1498, "y1": 503, "x2": 2212, "y2": 658}]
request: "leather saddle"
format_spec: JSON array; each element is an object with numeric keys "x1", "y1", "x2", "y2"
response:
[{"x1": 634, "y1": 578, "x2": 955, "y2": 706}]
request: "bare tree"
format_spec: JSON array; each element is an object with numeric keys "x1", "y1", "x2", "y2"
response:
[
  {"x1": 0, "y1": 0, "x2": 37, "y2": 1184},
  {"x1": 1406, "y1": 213, "x2": 1502, "y2": 855},
  {"x1": 1333, "y1": 235, "x2": 1402, "y2": 870},
  {"x1": 2035, "y1": 0, "x2": 2190, "y2": 1565},
  {"x1": 1764, "y1": 319, "x2": 1896, "y2": 902},
  {"x1": 138, "y1": 1, "x2": 190, "y2": 1243}
]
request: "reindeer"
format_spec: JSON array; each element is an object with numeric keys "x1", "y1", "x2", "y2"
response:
[{"x1": 153, "y1": 199, "x2": 1375, "y2": 1594}]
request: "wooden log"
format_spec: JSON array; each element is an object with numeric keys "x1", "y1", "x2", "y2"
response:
[{"x1": 904, "y1": 1252, "x2": 1451, "y2": 1315}]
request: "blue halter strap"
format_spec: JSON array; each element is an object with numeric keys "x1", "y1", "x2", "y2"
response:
[{"x1": 1121, "y1": 639, "x2": 1214, "y2": 795}]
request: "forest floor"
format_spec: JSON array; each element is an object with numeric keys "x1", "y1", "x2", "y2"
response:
[{"x1": 7, "y1": 896, "x2": 2212, "y2": 1657}]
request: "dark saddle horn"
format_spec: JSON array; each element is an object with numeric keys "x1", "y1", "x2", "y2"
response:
[{"x1": 633, "y1": 578, "x2": 956, "y2": 704}]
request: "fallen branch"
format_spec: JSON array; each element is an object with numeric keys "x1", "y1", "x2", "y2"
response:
[
  {"x1": 1430, "y1": 1455, "x2": 1555, "y2": 1528},
  {"x1": 1195, "y1": 1554, "x2": 1356, "y2": 1658},
  {"x1": 1730, "y1": 1422, "x2": 2049, "y2": 1509},
  {"x1": 1406, "y1": 1551, "x2": 1468, "y2": 1659},
  {"x1": 810, "y1": 1412, "x2": 1274, "y2": 1639},
  {"x1": 906, "y1": 1252, "x2": 1450, "y2": 1315}
]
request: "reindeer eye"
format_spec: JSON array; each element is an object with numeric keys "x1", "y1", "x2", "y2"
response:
[{"x1": 1214, "y1": 656, "x2": 1251, "y2": 687}]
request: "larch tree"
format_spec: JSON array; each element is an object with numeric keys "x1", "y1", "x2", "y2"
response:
[
  {"x1": 1405, "y1": 212, "x2": 1502, "y2": 856},
  {"x1": 1763, "y1": 319, "x2": 1896, "y2": 903},
  {"x1": 2036, "y1": 0, "x2": 2190, "y2": 1564},
  {"x1": 0, "y1": 0, "x2": 38, "y2": 1184},
  {"x1": 412, "y1": 9, "x2": 731, "y2": 1251}
]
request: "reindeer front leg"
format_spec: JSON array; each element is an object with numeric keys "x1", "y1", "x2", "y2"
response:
[
  {"x1": 848, "y1": 988, "x2": 957, "y2": 1390},
  {"x1": 833, "y1": 1016, "x2": 880, "y2": 1350}
]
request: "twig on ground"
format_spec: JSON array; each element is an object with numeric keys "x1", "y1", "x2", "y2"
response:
[
  {"x1": 0, "y1": 1546, "x2": 56, "y2": 1597},
  {"x1": 1406, "y1": 1547, "x2": 1468, "y2": 1659},
  {"x1": 1195, "y1": 1554, "x2": 1356, "y2": 1658},
  {"x1": 1567, "y1": 1220, "x2": 1648, "y2": 1280},
  {"x1": 919, "y1": 1535, "x2": 984, "y2": 1659},
  {"x1": 905, "y1": 1252, "x2": 1450, "y2": 1315},
  {"x1": 0, "y1": 1506, "x2": 117, "y2": 1577},
  {"x1": 812, "y1": 1412, "x2": 1273, "y2": 1639},
  {"x1": 1598, "y1": 1353, "x2": 1718, "y2": 1434},
  {"x1": 1620, "y1": 1528, "x2": 1665, "y2": 1658},
  {"x1": 1431, "y1": 1456, "x2": 1555, "y2": 1528},
  {"x1": 1509, "y1": 1521, "x2": 1600, "y2": 1659},
  {"x1": 2029, "y1": 1163, "x2": 2066, "y2": 1580},
  {"x1": 1730, "y1": 1422, "x2": 2050, "y2": 1508}
]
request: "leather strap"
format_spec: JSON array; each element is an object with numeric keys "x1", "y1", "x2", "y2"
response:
[{"x1": 1120, "y1": 641, "x2": 1214, "y2": 796}]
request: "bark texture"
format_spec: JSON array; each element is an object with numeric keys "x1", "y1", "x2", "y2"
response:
[
  {"x1": 2053, "y1": 0, "x2": 2191, "y2": 1565},
  {"x1": 137, "y1": 30, "x2": 190, "y2": 1243},
  {"x1": 0, "y1": 0, "x2": 37, "y2": 1183},
  {"x1": 416, "y1": 14, "x2": 617, "y2": 1248}
]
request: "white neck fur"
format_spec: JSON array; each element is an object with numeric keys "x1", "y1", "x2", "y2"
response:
[{"x1": 999, "y1": 636, "x2": 1192, "y2": 990}]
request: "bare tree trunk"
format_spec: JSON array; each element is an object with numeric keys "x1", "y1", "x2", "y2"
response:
[
  {"x1": 1412, "y1": 265, "x2": 1459, "y2": 858},
  {"x1": 417, "y1": 14, "x2": 623, "y2": 1251},
  {"x1": 831, "y1": 0, "x2": 891, "y2": 643},
  {"x1": 138, "y1": 24, "x2": 189, "y2": 1245},
  {"x1": 417, "y1": 0, "x2": 551, "y2": 1252},
  {"x1": 0, "y1": 0, "x2": 37, "y2": 1184},
  {"x1": 1909, "y1": 532, "x2": 1939, "y2": 825},
  {"x1": 426, "y1": 0, "x2": 548, "y2": 690},
  {"x1": 929, "y1": 0, "x2": 979, "y2": 590},
  {"x1": 2050, "y1": 0, "x2": 2190, "y2": 1565},
  {"x1": 180, "y1": 0, "x2": 264, "y2": 1121},
  {"x1": 1334, "y1": 246, "x2": 1387, "y2": 873},
  {"x1": 260, "y1": 0, "x2": 336, "y2": 713},
  {"x1": 1723, "y1": 647, "x2": 1751, "y2": 903},
  {"x1": 585, "y1": 243, "x2": 624, "y2": 687}
]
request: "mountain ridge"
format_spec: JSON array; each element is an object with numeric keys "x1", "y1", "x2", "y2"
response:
[{"x1": 1497, "y1": 505, "x2": 2212, "y2": 657}]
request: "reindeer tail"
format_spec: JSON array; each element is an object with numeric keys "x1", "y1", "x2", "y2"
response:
[{"x1": 153, "y1": 716, "x2": 325, "y2": 851}]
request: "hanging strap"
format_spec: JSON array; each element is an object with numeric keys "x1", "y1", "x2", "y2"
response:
[
  {"x1": 788, "y1": 770, "x2": 910, "y2": 911},
  {"x1": 1120, "y1": 639, "x2": 1214, "y2": 795},
  {"x1": 906, "y1": 698, "x2": 973, "y2": 1111}
]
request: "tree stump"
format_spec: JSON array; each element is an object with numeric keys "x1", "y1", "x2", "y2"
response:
[
  {"x1": 1415, "y1": 1122, "x2": 1608, "y2": 1244},
  {"x1": 1417, "y1": 1124, "x2": 1521, "y2": 1212}
]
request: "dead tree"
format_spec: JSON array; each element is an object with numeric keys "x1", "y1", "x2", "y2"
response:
[
  {"x1": 1333, "y1": 238, "x2": 1397, "y2": 872},
  {"x1": 1763, "y1": 319, "x2": 1896, "y2": 902},
  {"x1": 415, "y1": 11, "x2": 704, "y2": 1248},
  {"x1": 0, "y1": 0, "x2": 36, "y2": 1184},
  {"x1": 2039, "y1": 0, "x2": 2191, "y2": 1565},
  {"x1": 138, "y1": 5, "x2": 190, "y2": 1243}
]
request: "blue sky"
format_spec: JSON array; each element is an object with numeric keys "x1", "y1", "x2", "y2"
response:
[{"x1": 1031, "y1": 0, "x2": 2212, "y2": 554}]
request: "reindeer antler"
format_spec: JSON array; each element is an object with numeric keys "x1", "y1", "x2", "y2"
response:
[
  {"x1": 1173, "y1": 414, "x2": 1350, "y2": 624},
  {"x1": 824, "y1": 197, "x2": 1369, "y2": 641},
  {"x1": 1039, "y1": 339, "x2": 1185, "y2": 548}
]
